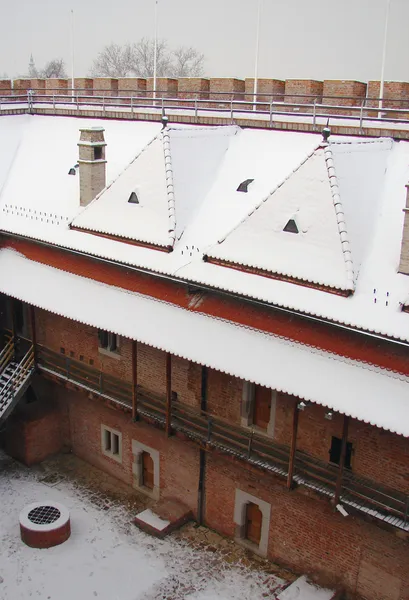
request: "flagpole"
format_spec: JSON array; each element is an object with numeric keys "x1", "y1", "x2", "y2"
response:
[
  {"x1": 70, "y1": 9, "x2": 75, "y2": 102},
  {"x1": 378, "y1": 0, "x2": 391, "y2": 118},
  {"x1": 253, "y1": 0, "x2": 262, "y2": 111},
  {"x1": 153, "y1": 0, "x2": 158, "y2": 103}
]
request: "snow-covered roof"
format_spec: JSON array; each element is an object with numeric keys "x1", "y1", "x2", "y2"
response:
[
  {"x1": 1, "y1": 248, "x2": 408, "y2": 437},
  {"x1": 1, "y1": 116, "x2": 409, "y2": 343},
  {"x1": 206, "y1": 144, "x2": 355, "y2": 293}
]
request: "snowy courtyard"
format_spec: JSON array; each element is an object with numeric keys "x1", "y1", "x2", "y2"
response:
[{"x1": 0, "y1": 451, "x2": 288, "y2": 600}]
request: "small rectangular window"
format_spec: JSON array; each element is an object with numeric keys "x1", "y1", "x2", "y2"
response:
[
  {"x1": 329, "y1": 436, "x2": 353, "y2": 469},
  {"x1": 98, "y1": 330, "x2": 118, "y2": 354},
  {"x1": 101, "y1": 426, "x2": 122, "y2": 463}
]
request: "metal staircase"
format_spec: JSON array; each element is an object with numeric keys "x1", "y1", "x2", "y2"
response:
[{"x1": 0, "y1": 336, "x2": 35, "y2": 425}]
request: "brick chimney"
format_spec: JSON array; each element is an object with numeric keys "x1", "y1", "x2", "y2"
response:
[
  {"x1": 399, "y1": 184, "x2": 409, "y2": 274},
  {"x1": 78, "y1": 127, "x2": 106, "y2": 207}
]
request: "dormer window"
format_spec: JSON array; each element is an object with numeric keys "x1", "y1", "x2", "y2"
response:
[
  {"x1": 283, "y1": 219, "x2": 299, "y2": 234},
  {"x1": 237, "y1": 179, "x2": 254, "y2": 193},
  {"x1": 68, "y1": 168, "x2": 76, "y2": 176},
  {"x1": 128, "y1": 191, "x2": 139, "y2": 204}
]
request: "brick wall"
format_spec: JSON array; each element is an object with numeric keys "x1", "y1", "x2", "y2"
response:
[
  {"x1": 177, "y1": 78, "x2": 210, "y2": 99},
  {"x1": 209, "y1": 78, "x2": 245, "y2": 104},
  {"x1": 244, "y1": 78, "x2": 285, "y2": 104},
  {"x1": 93, "y1": 78, "x2": 119, "y2": 97},
  {"x1": 35, "y1": 309, "x2": 132, "y2": 382},
  {"x1": 118, "y1": 78, "x2": 147, "y2": 98},
  {"x1": 274, "y1": 396, "x2": 409, "y2": 494},
  {"x1": 45, "y1": 79, "x2": 68, "y2": 95},
  {"x1": 367, "y1": 81, "x2": 409, "y2": 110},
  {"x1": 0, "y1": 79, "x2": 12, "y2": 96},
  {"x1": 146, "y1": 78, "x2": 178, "y2": 99},
  {"x1": 322, "y1": 80, "x2": 367, "y2": 107},
  {"x1": 206, "y1": 368, "x2": 242, "y2": 422},
  {"x1": 59, "y1": 385, "x2": 200, "y2": 514},
  {"x1": 284, "y1": 79, "x2": 323, "y2": 104},
  {"x1": 74, "y1": 78, "x2": 93, "y2": 97},
  {"x1": 13, "y1": 79, "x2": 31, "y2": 95},
  {"x1": 205, "y1": 452, "x2": 409, "y2": 599}
]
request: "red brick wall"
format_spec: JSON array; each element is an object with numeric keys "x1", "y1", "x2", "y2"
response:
[
  {"x1": 205, "y1": 452, "x2": 409, "y2": 599},
  {"x1": 45, "y1": 79, "x2": 68, "y2": 95},
  {"x1": 93, "y1": 78, "x2": 119, "y2": 97},
  {"x1": 13, "y1": 79, "x2": 31, "y2": 95},
  {"x1": 118, "y1": 78, "x2": 147, "y2": 97},
  {"x1": 74, "y1": 78, "x2": 93, "y2": 96},
  {"x1": 206, "y1": 369, "x2": 242, "y2": 423},
  {"x1": 171, "y1": 355, "x2": 201, "y2": 408},
  {"x1": 35, "y1": 308, "x2": 132, "y2": 381},
  {"x1": 137, "y1": 342, "x2": 166, "y2": 395},
  {"x1": 367, "y1": 81, "x2": 409, "y2": 109},
  {"x1": 146, "y1": 78, "x2": 178, "y2": 98},
  {"x1": 284, "y1": 80, "x2": 323, "y2": 104},
  {"x1": 30, "y1": 79, "x2": 46, "y2": 93},
  {"x1": 322, "y1": 80, "x2": 367, "y2": 107},
  {"x1": 245, "y1": 78, "x2": 285, "y2": 103},
  {"x1": 61, "y1": 386, "x2": 200, "y2": 513},
  {"x1": 0, "y1": 80, "x2": 12, "y2": 96},
  {"x1": 275, "y1": 397, "x2": 409, "y2": 495},
  {"x1": 209, "y1": 78, "x2": 245, "y2": 103}
]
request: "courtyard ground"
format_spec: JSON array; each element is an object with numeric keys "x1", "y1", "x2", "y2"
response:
[{"x1": 0, "y1": 450, "x2": 333, "y2": 599}]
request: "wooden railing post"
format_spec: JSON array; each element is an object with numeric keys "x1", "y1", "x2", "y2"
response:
[
  {"x1": 29, "y1": 305, "x2": 37, "y2": 362},
  {"x1": 132, "y1": 340, "x2": 138, "y2": 421},
  {"x1": 333, "y1": 415, "x2": 350, "y2": 506},
  {"x1": 287, "y1": 401, "x2": 300, "y2": 489},
  {"x1": 165, "y1": 353, "x2": 172, "y2": 436}
]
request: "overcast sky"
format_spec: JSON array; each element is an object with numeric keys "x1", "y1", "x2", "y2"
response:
[{"x1": 1, "y1": 0, "x2": 408, "y2": 82}]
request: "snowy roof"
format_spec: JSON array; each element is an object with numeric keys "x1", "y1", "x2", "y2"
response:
[
  {"x1": 1, "y1": 248, "x2": 409, "y2": 437},
  {"x1": 206, "y1": 144, "x2": 355, "y2": 293},
  {"x1": 1, "y1": 116, "x2": 409, "y2": 343}
]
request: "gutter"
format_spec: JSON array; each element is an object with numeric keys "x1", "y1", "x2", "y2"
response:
[{"x1": 2, "y1": 230, "x2": 409, "y2": 350}]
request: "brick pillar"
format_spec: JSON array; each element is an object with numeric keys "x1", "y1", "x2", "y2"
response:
[
  {"x1": 322, "y1": 80, "x2": 367, "y2": 115},
  {"x1": 93, "y1": 78, "x2": 119, "y2": 101},
  {"x1": 177, "y1": 78, "x2": 209, "y2": 107},
  {"x1": 45, "y1": 78, "x2": 68, "y2": 96},
  {"x1": 30, "y1": 79, "x2": 46, "y2": 95},
  {"x1": 209, "y1": 78, "x2": 245, "y2": 108},
  {"x1": 74, "y1": 78, "x2": 93, "y2": 103},
  {"x1": 244, "y1": 78, "x2": 285, "y2": 110},
  {"x1": 284, "y1": 80, "x2": 323, "y2": 112},
  {"x1": 117, "y1": 78, "x2": 147, "y2": 106},
  {"x1": 0, "y1": 79, "x2": 12, "y2": 96},
  {"x1": 146, "y1": 77, "x2": 178, "y2": 102},
  {"x1": 13, "y1": 79, "x2": 31, "y2": 96},
  {"x1": 368, "y1": 81, "x2": 409, "y2": 119}
]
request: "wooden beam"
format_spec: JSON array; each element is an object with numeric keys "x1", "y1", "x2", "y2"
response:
[
  {"x1": 165, "y1": 353, "x2": 172, "y2": 436},
  {"x1": 333, "y1": 415, "x2": 350, "y2": 506},
  {"x1": 131, "y1": 340, "x2": 138, "y2": 421},
  {"x1": 287, "y1": 401, "x2": 300, "y2": 489}
]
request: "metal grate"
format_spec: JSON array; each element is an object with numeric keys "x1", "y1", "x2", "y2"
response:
[{"x1": 28, "y1": 505, "x2": 61, "y2": 525}]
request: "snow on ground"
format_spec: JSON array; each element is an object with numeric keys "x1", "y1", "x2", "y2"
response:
[{"x1": 0, "y1": 452, "x2": 287, "y2": 600}]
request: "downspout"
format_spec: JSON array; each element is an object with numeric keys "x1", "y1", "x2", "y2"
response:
[{"x1": 197, "y1": 366, "x2": 208, "y2": 525}]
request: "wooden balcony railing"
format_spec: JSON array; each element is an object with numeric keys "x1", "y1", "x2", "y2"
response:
[{"x1": 33, "y1": 343, "x2": 409, "y2": 531}]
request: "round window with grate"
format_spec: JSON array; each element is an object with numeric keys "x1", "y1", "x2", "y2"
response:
[{"x1": 28, "y1": 505, "x2": 61, "y2": 525}]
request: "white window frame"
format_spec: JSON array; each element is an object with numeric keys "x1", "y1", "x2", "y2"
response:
[
  {"x1": 132, "y1": 440, "x2": 160, "y2": 500},
  {"x1": 98, "y1": 330, "x2": 121, "y2": 360},
  {"x1": 101, "y1": 425, "x2": 122, "y2": 463},
  {"x1": 234, "y1": 488, "x2": 271, "y2": 557},
  {"x1": 241, "y1": 382, "x2": 276, "y2": 437}
]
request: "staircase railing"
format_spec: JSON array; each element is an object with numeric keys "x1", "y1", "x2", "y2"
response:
[
  {"x1": 0, "y1": 345, "x2": 34, "y2": 400},
  {"x1": 0, "y1": 335, "x2": 14, "y2": 373}
]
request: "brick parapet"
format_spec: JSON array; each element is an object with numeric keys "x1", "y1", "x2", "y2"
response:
[
  {"x1": 0, "y1": 79, "x2": 12, "y2": 95},
  {"x1": 45, "y1": 79, "x2": 68, "y2": 95},
  {"x1": 209, "y1": 78, "x2": 245, "y2": 104},
  {"x1": 284, "y1": 79, "x2": 323, "y2": 105}
]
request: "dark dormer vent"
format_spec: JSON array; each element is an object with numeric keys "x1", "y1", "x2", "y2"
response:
[
  {"x1": 283, "y1": 219, "x2": 299, "y2": 234},
  {"x1": 128, "y1": 191, "x2": 139, "y2": 204},
  {"x1": 68, "y1": 168, "x2": 76, "y2": 176},
  {"x1": 237, "y1": 179, "x2": 254, "y2": 193}
]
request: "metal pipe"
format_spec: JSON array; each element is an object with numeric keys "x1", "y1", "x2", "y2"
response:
[
  {"x1": 132, "y1": 340, "x2": 138, "y2": 421},
  {"x1": 333, "y1": 415, "x2": 350, "y2": 505},
  {"x1": 197, "y1": 448, "x2": 206, "y2": 525},
  {"x1": 165, "y1": 352, "x2": 172, "y2": 436},
  {"x1": 379, "y1": 0, "x2": 392, "y2": 118},
  {"x1": 3, "y1": 230, "x2": 409, "y2": 349},
  {"x1": 153, "y1": 0, "x2": 158, "y2": 103},
  {"x1": 287, "y1": 402, "x2": 299, "y2": 489},
  {"x1": 253, "y1": 0, "x2": 262, "y2": 111}
]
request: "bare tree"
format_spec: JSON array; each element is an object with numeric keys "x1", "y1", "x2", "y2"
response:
[
  {"x1": 90, "y1": 43, "x2": 134, "y2": 77},
  {"x1": 171, "y1": 46, "x2": 204, "y2": 77},
  {"x1": 90, "y1": 39, "x2": 205, "y2": 78},
  {"x1": 41, "y1": 59, "x2": 67, "y2": 78},
  {"x1": 25, "y1": 55, "x2": 67, "y2": 79}
]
